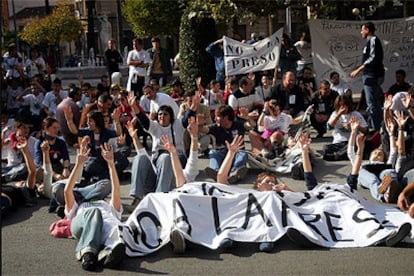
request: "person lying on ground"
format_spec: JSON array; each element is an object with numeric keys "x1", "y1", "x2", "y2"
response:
[
  {"x1": 64, "y1": 138, "x2": 126, "y2": 271},
  {"x1": 348, "y1": 111, "x2": 408, "y2": 203}
]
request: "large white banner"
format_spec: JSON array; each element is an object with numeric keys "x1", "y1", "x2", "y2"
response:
[
  {"x1": 309, "y1": 17, "x2": 414, "y2": 95},
  {"x1": 223, "y1": 28, "x2": 283, "y2": 75},
  {"x1": 120, "y1": 183, "x2": 414, "y2": 256}
]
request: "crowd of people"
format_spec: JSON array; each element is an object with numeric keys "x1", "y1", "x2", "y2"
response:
[{"x1": 2, "y1": 22, "x2": 414, "y2": 271}]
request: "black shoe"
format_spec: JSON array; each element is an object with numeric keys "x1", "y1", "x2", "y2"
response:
[
  {"x1": 102, "y1": 243, "x2": 126, "y2": 268},
  {"x1": 81, "y1": 252, "x2": 97, "y2": 271},
  {"x1": 219, "y1": 238, "x2": 234, "y2": 250},
  {"x1": 205, "y1": 167, "x2": 218, "y2": 181},
  {"x1": 385, "y1": 223, "x2": 412, "y2": 247},
  {"x1": 286, "y1": 228, "x2": 315, "y2": 248},
  {"x1": 56, "y1": 205, "x2": 65, "y2": 219}
]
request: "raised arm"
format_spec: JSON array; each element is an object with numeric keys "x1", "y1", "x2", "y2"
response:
[
  {"x1": 126, "y1": 117, "x2": 144, "y2": 152},
  {"x1": 101, "y1": 143, "x2": 121, "y2": 212},
  {"x1": 217, "y1": 135, "x2": 244, "y2": 184},
  {"x1": 17, "y1": 137, "x2": 36, "y2": 189},
  {"x1": 298, "y1": 133, "x2": 317, "y2": 190},
  {"x1": 395, "y1": 110, "x2": 408, "y2": 157},
  {"x1": 398, "y1": 181, "x2": 414, "y2": 218},
  {"x1": 64, "y1": 137, "x2": 89, "y2": 212},
  {"x1": 351, "y1": 134, "x2": 365, "y2": 176},
  {"x1": 347, "y1": 116, "x2": 360, "y2": 165},
  {"x1": 64, "y1": 106, "x2": 79, "y2": 135},
  {"x1": 111, "y1": 108, "x2": 123, "y2": 136}
]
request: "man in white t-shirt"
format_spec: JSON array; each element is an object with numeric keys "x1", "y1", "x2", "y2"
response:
[
  {"x1": 127, "y1": 38, "x2": 150, "y2": 97},
  {"x1": 330, "y1": 71, "x2": 351, "y2": 97},
  {"x1": 143, "y1": 85, "x2": 179, "y2": 120},
  {"x1": 42, "y1": 78, "x2": 68, "y2": 118}
]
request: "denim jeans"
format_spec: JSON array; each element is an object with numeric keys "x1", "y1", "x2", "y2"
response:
[
  {"x1": 209, "y1": 149, "x2": 247, "y2": 173},
  {"x1": 362, "y1": 75, "x2": 384, "y2": 131},
  {"x1": 129, "y1": 151, "x2": 177, "y2": 199},
  {"x1": 71, "y1": 208, "x2": 103, "y2": 260},
  {"x1": 358, "y1": 168, "x2": 397, "y2": 201},
  {"x1": 52, "y1": 179, "x2": 112, "y2": 206}
]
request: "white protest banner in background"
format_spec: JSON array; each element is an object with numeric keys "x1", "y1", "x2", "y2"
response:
[
  {"x1": 309, "y1": 17, "x2": 414, "y2": 95},
  {"x1": 120, "y1": 183, "x2": 413, "y2": 257},
  {"x1": 223, "y1": 28, "x2": 283, "y2": 75}
]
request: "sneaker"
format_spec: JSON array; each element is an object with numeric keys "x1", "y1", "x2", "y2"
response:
[
  {"x1": 170, "y1": 229, "x2": 186, "y2": 254},
  {"x1": 385, "y1": 223, "x2": 412, "y2": 247},
  {"x1": 81, "y1": 252, "x2": 97, "y2": 271},
  {"x1": 228, "y1": 167, "x2": 249, "y2": 184},
  {"x1": 101, "y1": 243, "x2": 126, "y2": 268},
  {"x1": 286, "y1": 228, "x2": 315, "y2": 248},
  {"x1": 219, "y1": 238, "x2": 234, "y2": 250},
  {"x1": 124, "y1": 198, "x2": 141, "y2": 214},
  {"x1": 205, "y1": 167, "x2": 218, "y2": 181},
  {"x1": 56, "y1": 205, "x2": 65, "y2": 219},
  {"x1": 258, "y1": 242, "x2": 274, "y2": 253}
]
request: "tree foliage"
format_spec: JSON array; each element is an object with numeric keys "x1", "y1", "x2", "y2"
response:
[
  {"x1": 179, "y1": 8, "x2": 216, "y2": 90},
  {"x1": 122, "y1": 0, "x2": 183, "y2": 37},
  {"x1": 19, "y1": 2, "x2": 82, "y2": 45}
]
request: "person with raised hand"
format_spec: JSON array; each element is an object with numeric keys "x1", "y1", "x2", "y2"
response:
[
  {"x1": 64, "y1": 140, "x2": 125, "y2": 271},
  {"x1": 1, "y1": 136, "x2": 37, "y2": 217}
]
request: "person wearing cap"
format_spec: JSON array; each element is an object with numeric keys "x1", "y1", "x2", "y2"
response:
[{"x1": 146, "y1": 37, "x2": 172, "y2": 87}]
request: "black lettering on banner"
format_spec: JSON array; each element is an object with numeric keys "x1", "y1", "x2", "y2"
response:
[
  {"x1": 226, "y1": 45, "x2": 243, "y2": 56},
  {"x1": 136, "y1": 211, "x2": 162, "y2": 249},
  {"x1": 299, "y1": 213, "x2": 328, "y2": 241},
  {"x1": 231, "y1": 60, "x2": 240, "y2": 69},
  {"x1": 172, "y1": 198, "x2": 192, "y2": 236},
  {"x1": 118, "y1": 224, "x2": 145, "y2": 254},
  {"x1": 352, "y1": 207, "x2": 384, "y2": 238},
  {"x1": 280, "y1": 199, "x2": 290, "y2": 227},
  {"x1": 325, "y1": 211, "x2": 353, "y2": 242},
  {"x1": 294, "y1": 192, "x2": 311, "y2": 206},
  {"x1": 202, "y1": 182, "x2": 234, "y2": 196},
  {"x1": 241, "y1": 193, "x2": 273, "y2": 229},
  {"x1": 212, "y1": 197, "x2": 237, "y2": 234}
]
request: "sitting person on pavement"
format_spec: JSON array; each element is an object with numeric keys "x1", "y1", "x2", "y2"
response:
[
  {"x1": 195, "y1": 104, "x2": 256, "y2": 184},
  {"x1": 323, "y1": 94, "x2": 368, "y2": 161},
  {"x1": 2, "y1": 136, "x2": 37, "y2": 217},
  {"x1": 177, "y1": 90, "x2": 212, "y2": 156},
  {"x1": 34, "y1": 118, "x2": 70, "y2": 183},
  {"x1": 249, "y1": 99, "x2": 302, "y2": 160},
  {"x1": 64, "y1": 139, "x2": 126, "y2": 271},
  {"x1": 125, "y1": 92, "x2": 189, "y2": 211},
  {"x1": 310, "y1": 80, "x2": 338, "y2": 138},
  {"x1": 2, "y1": 117, "x2": 38, "y2": 183},
  {"x1": 65, "y1": 108, "x2": 129, "y2": 182}
]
